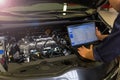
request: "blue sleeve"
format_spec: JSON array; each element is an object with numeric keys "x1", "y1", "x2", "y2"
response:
[{"x1": 93, "y1": 14, "x2": 120, "y2": 63}]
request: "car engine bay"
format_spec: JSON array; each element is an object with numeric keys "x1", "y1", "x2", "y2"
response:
[
  {"x1": 0, "y1": 15, "x2": 116, "y2": 80},
  {"x1": 1, "y1": 25, "x2": 74, "y2": 63},
  {"x1": 0, "y1": 15, "x2": 109, "y2": 64}
]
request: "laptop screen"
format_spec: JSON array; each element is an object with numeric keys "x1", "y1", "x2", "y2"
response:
[{"x1": 67, "y1": 22, "x2": 98, "y2": 46}]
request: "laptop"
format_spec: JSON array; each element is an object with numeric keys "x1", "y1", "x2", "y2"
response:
[{"x1": 67, "y1": 22, "x2": 98, "y2": 49}]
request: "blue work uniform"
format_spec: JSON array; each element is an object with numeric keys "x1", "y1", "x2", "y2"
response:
[{"x1": 94, "y1": 13, "x2": 120, "y2": 63}]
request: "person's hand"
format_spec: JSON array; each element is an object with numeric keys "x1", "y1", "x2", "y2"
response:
[
  {"x1": 78, "y1": 45, "x2": 95, "y2": 60},
  {"x1": 96, "y1": 27, "x2": 108, "y2": 41},
  {"x1": 96, "y1": 27, "x2": 103, "y2": 40}
]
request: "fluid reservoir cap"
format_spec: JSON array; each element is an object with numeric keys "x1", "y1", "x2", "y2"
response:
[{"x1": 0, "y1": 50, "x2": 4, "y2": 54}]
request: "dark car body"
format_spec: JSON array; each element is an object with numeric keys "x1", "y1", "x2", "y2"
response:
[{"x1": 0, "y1": 0, "x2": 119, "y2": 80}]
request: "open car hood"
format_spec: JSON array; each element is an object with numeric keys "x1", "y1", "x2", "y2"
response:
[
  {"x1": 2, "y1": 0, "x2": 108, "y2": 8},
  {"x1": 0, "y1": 0, "x2": 107, "y2": 29}
]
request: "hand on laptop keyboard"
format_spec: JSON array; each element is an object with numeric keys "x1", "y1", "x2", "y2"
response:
[{"x1": 77, "y1": 45, "x2": 95, "y2": 61}]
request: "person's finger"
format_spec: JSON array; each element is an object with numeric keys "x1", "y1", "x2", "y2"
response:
[
  {"x1": 78, "y1": 50, "x2": 81, "y2": 55},
  {"x1": 96, "y1": 27, "x2": 99, "y2": 31},
  {"x1": 82, "y1": 45, "x2": 86, "y2": 48},
  {"x1": 78, "y1": 50, "x2": 85, "y2": 58},
  {"x1": 78, "y1": 47, "x2": 83, "y2": 51},
  {"x1": 78, "y1": 47, "x2": 82, "y2": 51},
  {"x1": 78, "y1": 46, "x2": 84, "y2": 50},
  {"x1": 96, "y1": 27, "x2": 98, "y2": 30},
  {"x1": 90, "y1": 45, "x2": 93, "y2": 50}
]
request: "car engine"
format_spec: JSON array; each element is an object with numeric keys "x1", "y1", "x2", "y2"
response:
[{"x1": 0, "y1": 25, "x2": 73, "y2": 63}]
